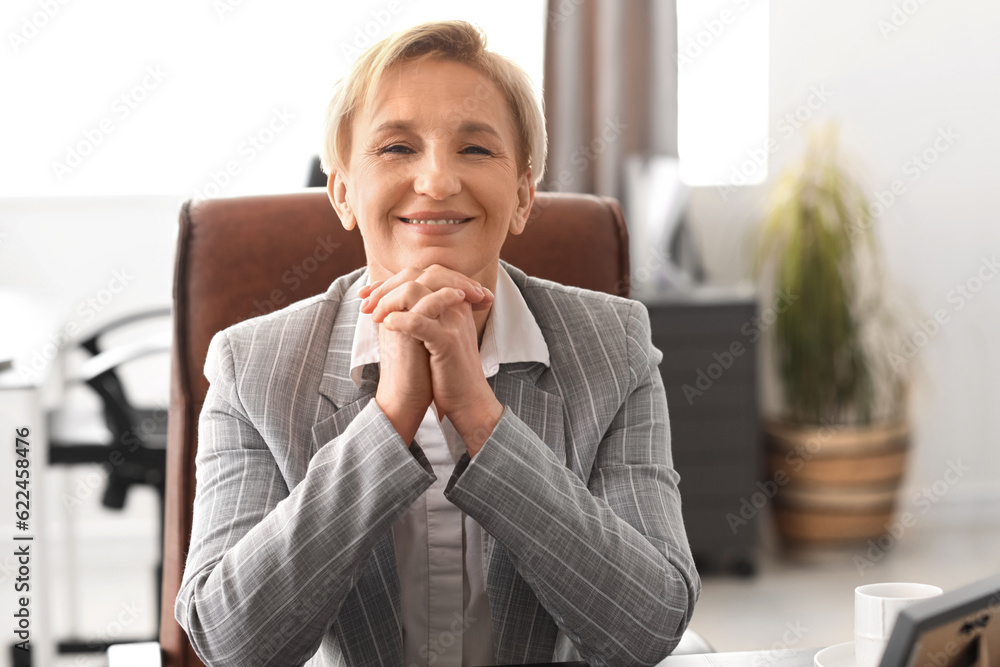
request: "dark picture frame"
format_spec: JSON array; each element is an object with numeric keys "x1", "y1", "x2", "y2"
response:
[{"x1": 880, "y1": 573, "x2": 1000, "y2": 667}]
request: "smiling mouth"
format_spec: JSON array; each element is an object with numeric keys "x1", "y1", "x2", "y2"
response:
[{"x1": 399, "y1": 217, "x2": 473, "y2": 225}]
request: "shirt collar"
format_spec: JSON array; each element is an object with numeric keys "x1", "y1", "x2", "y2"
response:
[{"x1": 349, "y1": 264, "x2": 549, "y2": 387}]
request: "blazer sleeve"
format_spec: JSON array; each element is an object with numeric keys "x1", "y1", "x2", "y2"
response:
[
  {"x1": 174, "y1": 330, "x2": 435, "y2": 666},
  {"x1": 444, "y1": 299, "x2": 701, "y2": 667}
]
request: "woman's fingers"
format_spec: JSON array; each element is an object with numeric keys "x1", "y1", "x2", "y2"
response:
[
  {"x1": 369, "y1": 281, "x2": 433, "y2": 323},
  {"x1": 370, "y1": 282, "x2": 481, "y2": 324},
  {"x1": 361, "y1": 265, "x2": 492, "y2": 314},
  {"x1": 380, "y1": 288, "x2": 468, "y2": 333},
  {"x1": 410, "y1": 287, "x2": 469, "y2": 319},
  {"x1": 469, "y1": 286, "x2": 494, "y2": 311},
  {"x1": 361, "y1": 270, "x2": 420, "y2": 312},
  {"x1": 359, "y1": 279, "x2": 386, "y2": 299},
  {"x1": 363, "y1": 268, "x2": 421, "y2": 309}
]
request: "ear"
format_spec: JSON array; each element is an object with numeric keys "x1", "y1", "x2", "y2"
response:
[
  {"x1": 508, "y1": 168, "x2": 534, "y2": 236},
  {"x1": 328, "y1": 170, "x2": 356, "y2": 231}
]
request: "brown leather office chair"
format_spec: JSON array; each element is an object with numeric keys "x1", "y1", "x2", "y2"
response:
[{"x1": 159, "y1": 189, "x2": 630, "y2": 666}]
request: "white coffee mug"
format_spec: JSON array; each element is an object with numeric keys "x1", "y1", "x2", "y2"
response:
[{"x1": 855, "y1": 582, "x2": 943, "y2": 667}]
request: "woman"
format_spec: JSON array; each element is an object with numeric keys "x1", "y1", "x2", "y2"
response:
[{"x1": 175, "y1": 20, "x2": 699, "y2": 667}]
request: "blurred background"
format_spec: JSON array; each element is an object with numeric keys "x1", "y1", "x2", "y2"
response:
[{"x1": 1, "y1": 0, "x2": 998, "y2": 665}]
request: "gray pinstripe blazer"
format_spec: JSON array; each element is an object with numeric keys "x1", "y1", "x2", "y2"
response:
[{"x1": 175, "y1": 261, "x2": 700, "y2": 667}]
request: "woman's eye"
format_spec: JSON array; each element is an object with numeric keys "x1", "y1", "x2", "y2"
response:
[
  {"x1": 380, "y1": 144, "x2": 413, "y2": 155},
  {"x1": 462, "y1": 145, "x2": 493, "y2": 156}
]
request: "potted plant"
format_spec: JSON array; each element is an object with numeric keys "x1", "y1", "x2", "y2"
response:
[{"x1": 753, "y1": 122, "x2": 914, "y2": 548}]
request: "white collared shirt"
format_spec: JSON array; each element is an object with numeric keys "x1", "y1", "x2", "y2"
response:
[{"x1": 349, "y1": 264, "x2": 550, "y2": 667}]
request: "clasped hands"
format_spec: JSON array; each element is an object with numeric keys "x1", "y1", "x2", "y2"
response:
[{"x1": 360, "y1": 264, "x2": 504, "y2": 458}]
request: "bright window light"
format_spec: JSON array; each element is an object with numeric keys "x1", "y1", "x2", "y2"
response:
[
  {"x1": 676, "y1": 0, "x2": 769, "y2": 186},
  {"x1": 0, "y1": 0, "x2": 545, "y2": 198}
]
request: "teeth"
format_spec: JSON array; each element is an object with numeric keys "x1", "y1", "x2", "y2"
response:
[{"x1": 403, "y1": 218, "x2": 466, "y2": 225}]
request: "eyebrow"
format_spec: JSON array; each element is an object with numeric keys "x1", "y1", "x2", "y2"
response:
[
  {"x1": 370, "y1": 120, "x2": 503, "y2": 140},
  {"x1": 371, "y1": 120, "x2": 414, "y2": 135},
  {"x1": 457, "y1": 121, "x2": 502, "y2": 140}
]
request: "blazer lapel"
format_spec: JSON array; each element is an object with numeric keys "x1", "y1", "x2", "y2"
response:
[
  {"x1": 313, "y1": 269, "x2": 378, "y2": 449},
  {"x1": 489, "y1": 364, "x2": 566, "y2": 465},
  {"x1": 309, "y1": 269, "x2": 404, "y2": 666},
  {"x1": 311, "y1": 362, "x2": 379, "y2": 453}
]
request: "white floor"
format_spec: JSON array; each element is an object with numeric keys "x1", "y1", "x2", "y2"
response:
[{"x1": 687, "y1": 512, "x2": 1000, "y2": 653}]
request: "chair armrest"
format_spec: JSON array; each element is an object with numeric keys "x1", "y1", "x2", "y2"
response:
[
  {"x1": 74, "y1": 329, "x2": 172, "y2": 381},
  {"x1": 75, "y1": 306, "x2": 172, "y2": 348},
  {"x1": 673, "y1": 628, "x2": 715, "y2": 655},
  {"x1": 107, "y1": 641, "x2": 162, "y2": 667}
]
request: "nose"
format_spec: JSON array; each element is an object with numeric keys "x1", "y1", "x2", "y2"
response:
[{"x1": 413, "y1": 147, "x2": 461, "y2": 200}]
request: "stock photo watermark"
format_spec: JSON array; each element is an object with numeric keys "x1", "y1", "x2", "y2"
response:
[
  {"x1": 547, "y1": 0, "x2": 587, "y2": 27},
  {"x1": 887, "y1": 254, "x2": 997, "y2": 370},
  {"x1": 410, "y1": 612, "x2": 477, "y2": 667},
  {"x1": 853, "y1": 459, "x2": 969, "y2": 573},
  {"x1": 51, "y1": 65, "x2": 168, "y2": 183},
  {"x1": 7, "y1": 0, "x2": 72, "y2": 53},
  {"x1": 877, "y1": 0, "x2": 933, "y2": 39},
  {"x1": 676, "y1": 0, "x2": 756, "y2": 71},
  {"x1": 213, "y1": 0, "x2": 249, "y2": 20},
  {"x1": 530, "y1": 114, "x2": 628, "y2": 224},
  {"x1": 11, "y1": 426, "x2": 33, "y2": 653},
  {"x1": 682, "y1": 288, "x2": 798, "y2": 405},
  {"x1": 717, "y1": 85, "x2": 834, "y2": 201},
  {"x1": 55, "y1": 600, "x2": 144, "y2": 664},
  {"x1": 726, "y1": 418, "x2": 842, "y2": 534},
  {"x1": 615, "y1": 246, "x2": 674, "y2": 294},
  {"x1": 541, "y1": 115, "x2": 628, "y2": 201},
  {"x1": 339, "y1": 0, "x2": 412, "y2": 61},
  {"x1": 852, "y1": 126, "x2": 959, "y2": 238},
  {"x1": 750, "y1": 618, "x2": 811, "y2": 667},
  {"x1": 17, "y1": 268, "x2": 135, "y2": 383},
  {"x1": 60, "y1": 403, "x2": 168, "y2": 511},
  {"x1": 568, "y1": 116, "x2": 628, "y2": 173},
  {"x1": 91, "y1": 599, "x2": 142, "y2": 643},
  {"x1": 0, "y1": 557, "x2": 18, "y2": 586},
  {"x1": 769, "y1": 619, "x2": 810, "y2": 651},
  {"x1": 245, "y1": 234, "x2": 341, "y2": 319},
  {"x1": 192, "y1": 106, "x2": 295, "y2": 200}
]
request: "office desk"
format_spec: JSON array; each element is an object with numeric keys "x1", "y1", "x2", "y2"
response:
[
  {"x1": 106, "y1": 645, "x2": 826, "y2": 667},
  {"x1": 503, "y1": 647, "x2": 823, "y2": 667},
  {"x1": 659, "y1": 647, "x2": 822, "y2": 667}
]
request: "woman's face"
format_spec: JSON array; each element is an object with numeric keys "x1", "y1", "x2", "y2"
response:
[{"x1": 330, "y1": 58, "x2": 534, "y2": 289}]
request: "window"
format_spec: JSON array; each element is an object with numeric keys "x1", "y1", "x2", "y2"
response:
[
  {"x1": 2, "y1": 0, "x2": 545, "y2": 197},
  {"x1": 676, "y1": 0, "x2": 769, "y2": 186}
]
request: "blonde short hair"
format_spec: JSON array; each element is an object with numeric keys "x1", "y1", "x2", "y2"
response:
[{"x1": 320, "y1": 20, "x2": 546, "y2": 184}]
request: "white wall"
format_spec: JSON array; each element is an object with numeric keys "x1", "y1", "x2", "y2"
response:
[{"x1": 687, "y1": 0, "x2": 1000, "y2": 517}]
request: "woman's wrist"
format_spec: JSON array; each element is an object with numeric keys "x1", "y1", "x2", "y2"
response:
[
  {"x1": 374, "y1": 390, "x2": 425, "y2": 447},
  {"x1": 448, "y1": 396, "x2": 504, "y2": 458}
]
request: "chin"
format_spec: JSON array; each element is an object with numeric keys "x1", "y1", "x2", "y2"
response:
[{"x1": 407, "y1": 253, "x2": 477, "y2": 277}]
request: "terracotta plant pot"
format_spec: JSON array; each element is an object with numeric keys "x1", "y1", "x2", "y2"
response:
[{"x1": 763, "y1": 419, "x2": 909, "y2": 546}]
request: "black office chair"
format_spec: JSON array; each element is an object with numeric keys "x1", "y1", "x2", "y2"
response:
[
  {"x1": 38, "y1": 307, "x2": 171, "y2": 664},
  {"x1": 49, "y1": 308, "x2": 170, "y2": 502},
  {"x1": 306, "y1": 155, "x2": 326, "y2": 187}
]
